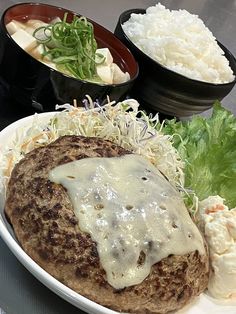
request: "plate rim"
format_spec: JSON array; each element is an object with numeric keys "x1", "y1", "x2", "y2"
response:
[
  {"x1": 0, "y1": 112, "x2": 236, "y2": 314},
  {"x1": 0, "y1": 112, "x2": 119, "y2": 314}
]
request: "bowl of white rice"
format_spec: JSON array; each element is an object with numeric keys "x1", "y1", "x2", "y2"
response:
[{"x1": 114, "y1": 4, "x2": 236, "y2": 117}]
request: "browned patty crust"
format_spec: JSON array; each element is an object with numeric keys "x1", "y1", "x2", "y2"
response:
[{"x1": 5, "y1": 135, "x2": 209, "y2": 314}]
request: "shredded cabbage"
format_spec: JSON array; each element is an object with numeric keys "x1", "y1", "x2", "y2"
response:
[{"x1": 0, "y1": 99, "x2": 184, "y2": 192}]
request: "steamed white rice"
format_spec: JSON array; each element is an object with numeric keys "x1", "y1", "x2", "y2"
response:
[{"x1": 122, "y1": 3, "x2": 235, "y2": 84}]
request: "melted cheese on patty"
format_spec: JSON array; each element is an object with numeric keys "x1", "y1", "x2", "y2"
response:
[{"x1": 49, "y1": 154, "x2": 205, "y2": 289}]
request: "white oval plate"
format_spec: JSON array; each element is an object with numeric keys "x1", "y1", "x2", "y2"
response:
[{"x1": 0, "y1": 113, "x2": 235, "y2": 314}]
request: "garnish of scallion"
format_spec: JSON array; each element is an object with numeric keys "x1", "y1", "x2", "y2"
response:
[{"x1": 33, "y1": 13, "x2": 105, "y2": 81}]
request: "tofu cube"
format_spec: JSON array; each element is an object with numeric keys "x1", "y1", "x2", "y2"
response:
[
  {"x1": 96, "y1": 65, "x2": 113, "y2": 84},
  {"x1": 26, "y1": 19, "x2": 48, "y2": 29},
  {"x1": 111, "y1": 63, "x2": 130, "y2": 84},
  {"x1": 30, "y1": 43, "x2": 56, "y2": 70},
  {"x1": 24, "y1": 26, "x2": 35, "y2": 35},
  {"x1": 30, "y1": 44, "x2": 50, "y2": 61},
  {"x1": 6, "y1": 20, "x2": 25, "y2": 35},
  {"x1": 11, "y1": 29, "x2": 37, "y2": 52},
  {"x1": 96, "y1": 48, "x2": 113, "y2": 66}
]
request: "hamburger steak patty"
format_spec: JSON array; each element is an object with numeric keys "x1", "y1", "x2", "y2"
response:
[{"x1": 5, "y1": 135, "x2": 209, "y2": 314}]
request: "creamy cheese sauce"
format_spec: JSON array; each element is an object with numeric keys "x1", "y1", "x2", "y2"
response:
[{"x1": 49, "y1": 154, "x2": 205, "y2": 289}]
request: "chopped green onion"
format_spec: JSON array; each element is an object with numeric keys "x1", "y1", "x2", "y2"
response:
[
  {"x1": 33, "y1": 13, "x2": 103, "y2": 80},
  {"x1": 33, "y1": 25, "x2": 52, "y2": 44}
]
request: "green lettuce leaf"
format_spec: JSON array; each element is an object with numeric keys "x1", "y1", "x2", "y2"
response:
[{"x1": 163, "y1": 101, "x2": 236, "y2": 208}]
